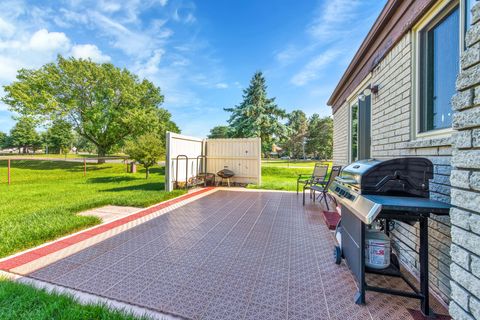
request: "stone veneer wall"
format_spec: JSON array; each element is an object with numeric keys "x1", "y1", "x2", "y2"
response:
[
  {"x1": 332, "y1": 31, "x2": 453, "y2": 304},
  {"x1": 448, "y1": 2, "x2": 480, "y2": 319}
]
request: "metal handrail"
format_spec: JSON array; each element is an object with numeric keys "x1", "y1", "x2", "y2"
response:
[{"x1": 175, "y1": 154, "x2": 189, "y2": 190}]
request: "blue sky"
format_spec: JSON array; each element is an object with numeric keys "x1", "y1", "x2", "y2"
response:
[{"x1": 0, "y1": 0, "x2": 386, "y2": 137}]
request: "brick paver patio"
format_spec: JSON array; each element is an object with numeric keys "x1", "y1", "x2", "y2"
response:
[{"x1": 19, "y1": 190, "x2": 448, "y2": 319}]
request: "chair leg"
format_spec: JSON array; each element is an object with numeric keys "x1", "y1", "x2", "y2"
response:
[
  {"x1": 303, "y1": 187, "x2": 306, "y2": 206},
  {"x1": 327, "y1": 193, "x2": 337, "y2": 209},
  {"x1": 323, "y1": 192, "x2": 330, "y2": 210}
]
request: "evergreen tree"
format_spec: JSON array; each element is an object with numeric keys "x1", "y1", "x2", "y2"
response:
[
  {"x1": 282, "y1": 110, "x2": 308, "y2": 159},
  {"x1": 208, "y1": 126, "x2": 231, "y2": 139},
  {"x1": 224, "y1": 71, "x2": 286, "y2": 155},
  {"x1": 305, "y1": 114, "x2": 333, "y2": 160}
]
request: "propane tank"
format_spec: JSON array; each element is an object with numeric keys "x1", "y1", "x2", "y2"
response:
[{"x1": 365, "y1": 229, "x2": 391, "y2": 269}]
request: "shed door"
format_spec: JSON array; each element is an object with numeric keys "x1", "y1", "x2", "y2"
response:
[{"x1": 357, "y1": 95, "x2": 371, "y2": 160}]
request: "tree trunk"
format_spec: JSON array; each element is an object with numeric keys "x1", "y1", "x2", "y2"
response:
[
  {"x1": 97, "y1": 147, "x2": 106, "y2": 164},
  {"x1": 145, "y1": 167, "x2": 149, "y2": 179}
]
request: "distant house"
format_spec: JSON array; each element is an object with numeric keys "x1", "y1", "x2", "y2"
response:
[{"x1": 327, "y1": 0, "x2": 479, "y2": 318}]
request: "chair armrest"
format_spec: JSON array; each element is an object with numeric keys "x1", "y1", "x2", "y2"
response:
[{"x1": 297, "y1": 174, "x2": 311, "y2": 181}]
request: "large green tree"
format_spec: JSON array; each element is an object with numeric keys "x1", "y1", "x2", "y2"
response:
[
  {"x1": 73, "y1": 133, "x2": 96, "y2": 154},
  {"x1": 208, "y1": 126, "x2": 231, "y2": 139},
  {"x1": 282, "y1": 110, "x2": 308, "y2": 159},
  {"x1": 45, "y1": 119, "x2": 74, "y2": 154},
  {"x1": 225, "y1": 71, "x2": 286, "y2": 155},
  {"x1": 0, "y1": 132, "x2": 8, "y2": 149},
  {"x1": 305, "y1": 114, "x2": 333, "y2": 160},
  {"x1": 9, "y1": 117, "x2": 41, "y2": 153},
  {"x1": 2, "y1": 56, "x2": 169, "y2": 163},
  {"x1": 156, "y1": 108, "x2": 180, "y2": 145}
]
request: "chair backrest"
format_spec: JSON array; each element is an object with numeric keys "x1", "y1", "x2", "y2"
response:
[
  {"x1": 326, "y1": 166, "x2": 342, "y2": 189},
  {"x1": 312, "y1": 163, "x2": 329, "y2": 181}
]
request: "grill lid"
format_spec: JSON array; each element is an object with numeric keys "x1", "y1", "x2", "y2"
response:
[
  {"x1": 336, "y1": 159, "x2": 381, "y2": 189},
  {"x1": 217, "y1": 169, "x2": 234, "y2": 178},
  {"x1": 338, "y1": 157, "x2": 433, "y2": 197}
]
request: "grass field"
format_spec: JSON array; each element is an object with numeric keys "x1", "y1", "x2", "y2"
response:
[
  {"x1": 0, "y1": 160, "x2": 183, "y2": 258},
  {"x1": 261, "y1": 160, "x2": 320, "y2": 168},
  {"x1": 0, "y1": 279, "x2": 148, "y2": 320},
  {"x1": 248, "y1": 160, "x2": 331, "y2": 191},
  {"x1": 0, "y1": 153, "x2": 101, "y2": 159}
]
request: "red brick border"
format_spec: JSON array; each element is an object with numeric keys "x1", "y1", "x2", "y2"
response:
[{"x1": 0, "y1": 187, "x2": 215, "y2": 271}]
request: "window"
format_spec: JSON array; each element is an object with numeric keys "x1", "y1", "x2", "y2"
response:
[
  {"x1": 419, "y1": 6, "x2": 459, "y2": 133},
  {"x1": 350, "y1": 103, "x2": 358, "y2": 162},
  {"x1": 465, "y1": 0, "x2": 475, "y2": 33}
]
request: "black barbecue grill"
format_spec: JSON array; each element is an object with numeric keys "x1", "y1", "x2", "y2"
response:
[
  {"x1": 329, "y1": 158, "x2": 450, "y2": 316},
  {"x1": 217, "y1": 168, "x2": 235, "y2": 187}
]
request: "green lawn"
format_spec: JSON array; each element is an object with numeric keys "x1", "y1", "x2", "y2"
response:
[
  {"x1": 0, "y1": 153, "x2": 101, "y2": 159},
  {"x1": 246, "y1": 160, "x2": 326, "y2": 191},
  {"x1": 0, "y1": 160, "x2": 183, "y2": 258},
  {"x1": 261, "y1": 160, "x2": 319, "y2": 168},
  {"x1": 0, "y1": 279, "x2": 148, "y2": 320}
]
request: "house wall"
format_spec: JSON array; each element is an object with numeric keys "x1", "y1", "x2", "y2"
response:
[
  {"x1": 332, "y1": 101, "x2": 350, "y2": 167},
  {"x1": 332, "y1": 31, "x2": 453, "y2": 304},
  {"x1": 448, "y1": 2, "x2": 480, "y2": 319}
]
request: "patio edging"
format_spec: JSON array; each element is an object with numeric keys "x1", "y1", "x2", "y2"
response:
[{"x1": 0, "y1": 187, "x2": 215, "y2": 271}]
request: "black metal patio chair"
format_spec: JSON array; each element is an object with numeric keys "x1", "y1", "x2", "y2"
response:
[
  {"x1": 296, "y1": 163, "x2": 329, "y2": 194},
  {"x1": 303, "y1": 165, "x2": 342, "y2": 210}
]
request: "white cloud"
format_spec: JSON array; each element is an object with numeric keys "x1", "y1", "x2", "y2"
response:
[
  {"x1": 29, "y1": 29, "x2": 70, "y2": 51},
  {"x1": 275, "y1": 45, "x2": 304, "y2": 65},
  {"x1": 0, "y1": 27, "x2": 72, "y2": 85},
  {"x1": 98, "y1": 0, "x2": 122, "y2": 13},
  {"x1": 215, "y1": 83, "x2": 228, "y2": 89},
  {"x1": 0, "y1": 100, "x2": 10, "y2": 111},
  {"x1": 308, "y1": 0, "x2": 362, "y2": 41},
  {"x1": 55, "y1": 9, "x2": 89, "y2": 27},
  {"x1": 0, "y1": 17, "x2": 15, "y2": 37},
  {"x1": 90, "y1": 12, "x2": 170, "y2": 58},
  {"x1": 134, "y1": 49, "x2": 165, "y2": 77},
  {"x1": 291, "y1": 49, "x2": 340, "y2": 86},
  {"x1": 172, "y1": 3, "x2": 196, "y2": 24},
  {"x1": 71, "y1": 44, "x2": 111, "y2": 62},
  {"x1": 0, "y1": 56, "x2": 24, "y2": 82}
]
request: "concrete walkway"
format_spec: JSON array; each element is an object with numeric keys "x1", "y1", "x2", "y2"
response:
[{"x1": 78, "y1": 205, "x2": 141, "y2": 223}]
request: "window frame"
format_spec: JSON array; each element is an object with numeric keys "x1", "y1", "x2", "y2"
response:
[
  {"x1": 412, "y1": 0, "x2": 467, "y2": 139},
  {"x1": 347, "y1": 75, "x2": 372, "y2": 163}
]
